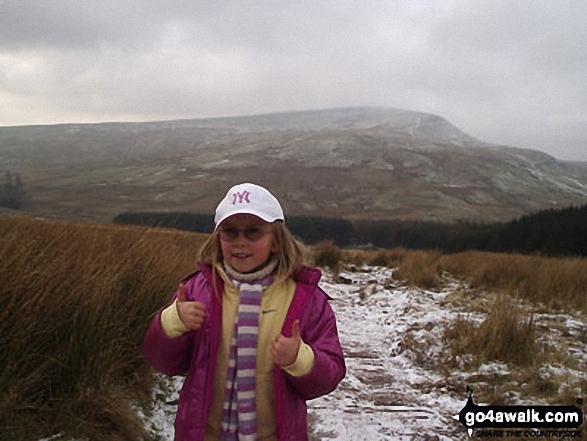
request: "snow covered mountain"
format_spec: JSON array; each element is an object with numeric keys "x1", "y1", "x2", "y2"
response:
[{"x1": 2, "y1": 107, "x2": 586, "y2": 223}]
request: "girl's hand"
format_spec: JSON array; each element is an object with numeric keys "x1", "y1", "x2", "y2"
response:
[
  {"x1": 176, "y1": 283, "x2": 206, "y2": 330},
  {"x1": 271, "y1": 320, "x2": 301, "y2": 367}
]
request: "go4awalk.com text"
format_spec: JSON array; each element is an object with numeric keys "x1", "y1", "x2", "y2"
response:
[{"x1": 454, "y1": 387, "x2": 583, "y2": 438}]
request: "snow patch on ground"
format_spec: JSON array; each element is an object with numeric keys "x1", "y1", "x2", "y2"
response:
[{"x1": 308, "y1": 266, "x2": 467, "y2": 440}]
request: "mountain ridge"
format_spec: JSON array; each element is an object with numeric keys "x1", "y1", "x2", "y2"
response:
[{"x1": 1, "y1": 107, "x2": 586, "y2": 223}]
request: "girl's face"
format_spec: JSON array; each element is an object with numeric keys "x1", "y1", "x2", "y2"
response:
[{"x1": 219, "y1": 214, "x2": 276, "y2": 274}]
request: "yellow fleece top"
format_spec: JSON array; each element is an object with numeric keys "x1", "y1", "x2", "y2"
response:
[{"x1": 160, "y1": 267, "x2": 315, "y2": 441}]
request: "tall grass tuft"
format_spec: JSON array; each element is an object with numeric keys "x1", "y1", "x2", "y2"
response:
[
  {"x1": 445, "y1": 294, "x2": 539, "y2": 367},
  {"x1": 0, "y1": 216, "x2": 206, "y2": 440},
  {"x1": 312, "y1": 240, "x2": 342, "y2": 270},
  {"x1": 392, "y1": 249, "x2": 442, "y2": 289},
  {"x1": 365, "y1": 247, "x2": 408, "y2": 268}
]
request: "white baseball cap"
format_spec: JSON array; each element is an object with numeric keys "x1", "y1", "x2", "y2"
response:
[{"x1": 214, "y1": 183, "x2": 285, "y2": 229}]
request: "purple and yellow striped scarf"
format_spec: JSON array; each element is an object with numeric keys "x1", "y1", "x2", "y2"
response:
[{"x1": 221, "y1": 261, "x2": 276, "y2": 441}]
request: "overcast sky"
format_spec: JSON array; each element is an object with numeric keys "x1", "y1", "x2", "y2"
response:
[{"x1": 1, "y1": 1, "x2": 586, "y2": 161}]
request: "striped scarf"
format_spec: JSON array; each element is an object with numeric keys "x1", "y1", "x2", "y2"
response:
[{"x1": 221, "y1": 259, "x2": 277, "y2": 441}]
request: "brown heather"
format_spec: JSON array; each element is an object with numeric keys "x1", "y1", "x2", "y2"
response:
[{"x1": 0, "y1": 216, "x2": 206, "y2": 440}]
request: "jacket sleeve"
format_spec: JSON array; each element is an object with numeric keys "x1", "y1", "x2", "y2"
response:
[
  {"x1": 142, "y1": 285, "x2": 194, "y2": 377},
  {"x1": 285, "y1": 288, "x2": 346, "y2": 400}
]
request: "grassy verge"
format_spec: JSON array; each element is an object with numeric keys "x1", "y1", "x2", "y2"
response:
[
  {"x1": 439, "y1": 251, "x2": 587, "y2": 311},
  {"x1": 326, "y1": 246, "x2": 587, "y2": 313},
  {"x1": 0, "y1": 216, "x2": 205, "y2": 440}
]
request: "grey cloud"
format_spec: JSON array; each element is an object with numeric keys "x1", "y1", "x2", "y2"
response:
[{"x1": 0, "y1": 0, "x2": 586, "y2": 160}]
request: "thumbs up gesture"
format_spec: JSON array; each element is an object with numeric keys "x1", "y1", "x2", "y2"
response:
[
  {"x1": 176, "y1": 283, "x2": 206, "y2": 331},
  {"x1": 271, "y1": 320, "x2": 302, "y2": 367}
]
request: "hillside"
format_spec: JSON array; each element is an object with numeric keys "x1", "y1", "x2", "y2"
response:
[{"x1": 2, "y1": 107, "x2": 587, "y2": 223}]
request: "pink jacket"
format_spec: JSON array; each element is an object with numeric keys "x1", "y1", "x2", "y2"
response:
[{"x1": 142, "y1": 263, "x2": 346, "y2": 441}]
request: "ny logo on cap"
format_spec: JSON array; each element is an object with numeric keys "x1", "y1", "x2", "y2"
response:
[{"x1": 231, "y1": 190, "x2": 251, "y2": 205}]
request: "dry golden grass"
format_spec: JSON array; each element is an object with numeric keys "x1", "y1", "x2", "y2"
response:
[
  {"x1": 0, "y1": 216, "x2": 206, "y2": 440},
  {"x1": 445, "y1": 294, "x2": 539, "y2": 368},
  {"x1": 311, "y1": 240, "x2": 342, "y2": 269},
  {"x1": 338, "y1": 247, "x2": 407, "y2": 268},
  {"x1": 3, "y1": 221, "x2": 586, "y2": 439},
  {"x1": 439, "y1": 251, "x2": 587, "y2": 311},
  {"x1": 327, "y1": 246, "x2": 587, "y2": 380},
  {"x1": 336, "y1": 247, "x2": 587, "y2": 312},
  {"x1": 391, "y1": 249, "x2": 442, "y2": 289}
]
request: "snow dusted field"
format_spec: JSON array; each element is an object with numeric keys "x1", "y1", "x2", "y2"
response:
[{"x1": 136, "y1": 265, "x2": 587, "y2": 440}]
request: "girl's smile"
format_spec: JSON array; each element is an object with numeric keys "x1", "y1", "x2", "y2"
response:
[{"x1": 219, "y1": 214, "x2": 276, "y2": 274}]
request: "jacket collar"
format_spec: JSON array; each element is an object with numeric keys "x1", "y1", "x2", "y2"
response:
[{"x1": 293, "y1": 266, "x2": 322, "y2": 286}]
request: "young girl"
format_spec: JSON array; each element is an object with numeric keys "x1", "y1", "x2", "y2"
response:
[{"x1": 143, "y1": 183, "x2": 346, "y2": 441}]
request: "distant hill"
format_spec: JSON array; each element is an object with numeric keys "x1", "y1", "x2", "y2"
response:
[{"x1": 1, "y1": 107, "x2": 587, "y2": 223}]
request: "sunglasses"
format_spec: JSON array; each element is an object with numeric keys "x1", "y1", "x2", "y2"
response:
[{"x1": 218, "y1": 226, "x2": 272, "y2": 242}]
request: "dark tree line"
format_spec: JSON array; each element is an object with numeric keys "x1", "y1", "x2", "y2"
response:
[
  {"x1": 0, "y1": 172, "x2": 28, "y2": 209},
  {"x1": 113, "y1": 212, "x2": 355, "y2": 246},
  {"x1": 114, "y1": 203, "x2": 587, "y2": 257},
  {"x1": 354, "y1": 205, "x2": 587, "y2": 257},
  {"x1": 487, "y1": 205, "x2": 587, "y2": 256}
]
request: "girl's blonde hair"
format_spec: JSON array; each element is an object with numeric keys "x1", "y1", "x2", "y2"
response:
[{"x1": 198, "y1": 221, "x2": 306, "y2": 284}]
